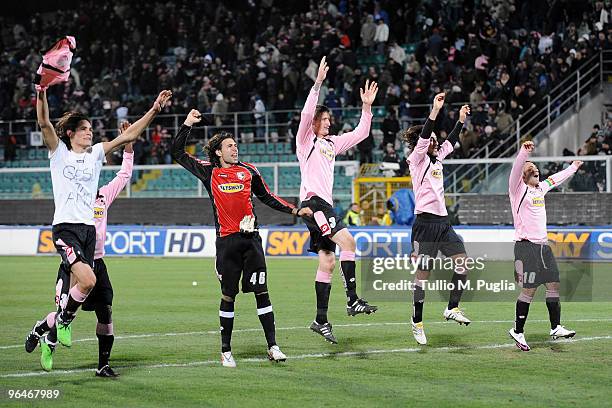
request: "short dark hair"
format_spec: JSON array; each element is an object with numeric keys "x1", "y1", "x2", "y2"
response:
[
  {"x1": 399, "y1": 125, "x2": 423, "y2": 150},
  {"x1": 204, "y1": 132, "x2": 236, "y2": 167},
  {"x1": 314, "y1": 105, "x2": 330, "y2": 121},
  {"x1": 55, "y1": 111, "x2": 91, "y2": 150}
]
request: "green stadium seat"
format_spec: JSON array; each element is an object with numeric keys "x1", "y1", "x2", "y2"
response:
[
  {"x1": 256, "y1": 144, "x2": 266, "y2": 155},
  {"x1": 266, "y1": 144, "x2": 275, "y2": 154},
  {"x1": 275, "y1": 144, "x2": 285, "y2": 154}
]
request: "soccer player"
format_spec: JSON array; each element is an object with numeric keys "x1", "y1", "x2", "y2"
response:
[
  {"x1": 25, "y1": 126, "x2": 134, "y2": 376},
  {"x1": 297, "y1": 56, "x2": 379, "y2": 344},
  {"x1": 508, "y1": 141, "x2": 581, "y2": 351},
  {"x1": 170, "y1": 109, "x2": 313, "y2": 367},
  {"x1": 400, "y1": 93, "x2": 470, "y2": 345},
  {"x1": 36, "y1": 87, "x2": 171, "y2": 351}
]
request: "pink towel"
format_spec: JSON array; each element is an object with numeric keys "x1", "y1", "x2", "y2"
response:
[{"x1": 34, "y1": 36, "x2": 76, "y2": 91}]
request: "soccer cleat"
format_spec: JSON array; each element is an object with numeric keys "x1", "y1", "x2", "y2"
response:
[
  {"x1": 509, "y1": 328, "x2": 530, "y2": 351},
  {"x1": 267, "y1": 345, "x2": 287, "y2": 362},
  {"x1": 347, "y1": 298, "x2": 378, "y2": 316},
  {"x1": 25, "y1": 321, "x2": 42, "y2": 353},
  {"x1": 443, "y1": 307, "x2": 471, "y2": 325},
  {"x1": 221, "y1": 351, "x2": 236, "y2": 368},
  {"x1": 412, "y1": 320, "x2": 427, "y2": 345},
  {"x1": 39, "y1": 335, "x2": 56, "y2": 371},
  {"x1": 95, "y1": 365, "x2": 119, "y2": 377},
  {"x1": 55, "y1": 314, "x2": 73, "y2": 347},
  {"x1": 550, "y1": 325, "x2": 576, "y2": 340},
  {"x1": 309, "y1": 321, "x2": 338, "y2": 344}
]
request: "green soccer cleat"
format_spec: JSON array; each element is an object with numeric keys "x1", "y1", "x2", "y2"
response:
[
  {"x1": 56, "y1": 315, "x2": 72, "y2": 347},
  {"x1": 40, "y1": 335, "x2": 55, "y2": 372}
]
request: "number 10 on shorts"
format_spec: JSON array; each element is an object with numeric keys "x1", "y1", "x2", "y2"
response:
[{"x1": 250, "y1": 271, "x2": 266, "y2": 285}]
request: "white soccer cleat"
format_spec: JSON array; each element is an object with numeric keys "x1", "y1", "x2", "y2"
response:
[
  {"x1": 443, "y1": 307, "x2": 471, "y2": 325},
  {"x1": 509, "y1": 328, "x2": 530, "y2": 351},
  {"x1": 550, "y1": 325, "x2": 576, "y2": 340},
  {"x1": 412, "y1": 320, "x2": 427, "y2": 345},
  {"x1": 221, "y1": 351, "x2": 236, "y2": 368},
  {"x1": 267, "y1": 345, "x2": 287, "y2": 362}
]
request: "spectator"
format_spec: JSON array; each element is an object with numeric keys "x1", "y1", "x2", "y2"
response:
[
  {"x1": 374, "y1": 18, "x2": 389, "y2": 55},
  {"x1": 381, "y1": 108, "x2": 400, "y2": 147},
  {"x1": 360, "y1": 14, "x2": 376, "y2": 55},
  {"x1": 343, "y1": 203, "x2": 362, "y2": 226},
  {"x1": 4, "y1": 134, "x2": 17, "y2": 161}
]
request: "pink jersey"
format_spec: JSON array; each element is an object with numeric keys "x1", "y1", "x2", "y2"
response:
[
  {"x1": 407, "y1": 119, "x2": 456, "y2": 216},
  {"x1": 93, "y1": 151, "x2": 134, "y2": 259},
  {"x1": 296, "y1": 84, "x2": 373, "y2": 205},
  {"x1": 509, "y1": 146, "x2": 579, "y2": 243}
]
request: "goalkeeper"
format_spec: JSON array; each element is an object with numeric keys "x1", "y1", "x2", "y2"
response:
[{"x1": 170, "y1": 109, "x2": 313, "y2": 367}]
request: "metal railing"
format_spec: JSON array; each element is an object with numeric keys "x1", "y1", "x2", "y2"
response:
[
  {"x1": 442, "y1": 155, "x2": 611, "y2": 195},
  {"x1": 0, "y1": 161, "x2": 360, "y2": 201},
  {"x1": 445, "y1": 50, "x2": 612, "y2": 194},
  {"x1": 0, "y1": 100, "x2": 499, "y2": 147}
]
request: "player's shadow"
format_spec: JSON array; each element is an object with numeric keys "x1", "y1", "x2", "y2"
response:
[{"x1": 528, "y1": 333, "x2": 569, "y2": 352}]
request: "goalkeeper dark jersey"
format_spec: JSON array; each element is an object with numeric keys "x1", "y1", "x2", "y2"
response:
[{"x1": 171, "y1": 125, "x2": 295, "y2": 236}]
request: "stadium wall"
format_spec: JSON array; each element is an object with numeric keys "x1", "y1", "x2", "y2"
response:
[
  {"x1": 456, "y1": 193, "x2": 611, "y2": 225},
  {"x1": 1, "y1": 225, "x2": 610, "y2": 261},
  {"x1": 0, "y1": 197, "x2": 298, "y2": 226}
]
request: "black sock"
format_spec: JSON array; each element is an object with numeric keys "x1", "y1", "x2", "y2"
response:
[
  {"x1": 255, "y1": 293, "x2": 276, "y2": 348},
  {"x1": 47, "y1": 326, "x2": 57, "y2": 344},
  {"x1": 219, "y1": 299, "x2": 234, "y2": 353},
  {"x1": 35, "y1": 320, "x2": 51, "y2": 336},
  {"x1": 61, "y1": 294, "x2": 83, "y2": 322},
  {"x1": 412, "y1": 284, "x2": 425, "y2": 323},
  {"x1": 515, "y1": 300, "x2": 531, "y2": 333},
  {"x1": 97, "y1": 334, "x2": 114, "y2": 369},
  {"x1": 546, "y1": 297, "x2": 561, "y2": 329},
  {"x1": 340, "y1": 260, "x2": 358, "y2": 304},
  {"x1": 448, "y1": 273, "x2": 467, "y2": 310},
  {"x1": 315, "y1": 281, "x2": 331, "y2": 324}
]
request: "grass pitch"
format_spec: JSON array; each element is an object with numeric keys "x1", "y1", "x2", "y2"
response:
[{"x1": 1, "y1": 256, "x2": 611, "y2": 407}]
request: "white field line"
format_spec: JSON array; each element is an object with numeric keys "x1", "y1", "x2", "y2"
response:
[
  {"x1": 2, "y1": 335, "x2": 611, "y2": 378},
  {"x1": 2, "y1": 318, "x2": 612, "y2": 350}
]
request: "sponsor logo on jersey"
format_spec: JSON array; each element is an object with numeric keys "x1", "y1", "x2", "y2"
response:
[
  {"x1": 431, "y1": 168, "x2": 443, "y2": 179},
  {"x1": 532, "y1": 197, "x2": 545, "y2": 206},
  {"x1": 94, "y1": 207, "x2": 105, "y2": 218},
  {"x1": 218, "y1": 183, "x2": 245, "y2": 193}
]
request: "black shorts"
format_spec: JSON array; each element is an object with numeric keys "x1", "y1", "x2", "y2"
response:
[
  {"x1": 52, "y1": 223, "x2": 96, "y2": 269},
  {"x1": 215, "y1": 233, "x2": 267, "y2": 298},
  {"x1": 411, "y1": 213, "x2": 466, "y2": 269},
  {"x1": 55, "y1": 258, "x2": 113, "y2": 311},
  {"x1": 514, "y1": 240, "x2": 560, "y2": 288},
  {"x1": 300, "y1": 196, "x2": 346, "y2": 254}
]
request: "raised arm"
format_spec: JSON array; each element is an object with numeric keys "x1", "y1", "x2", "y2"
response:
[
  {"x1": 541, "y1": 161, "x2": 582, "y2": 194},
  {"x1": 333, "y1": 80, "x2": 378, "y2": 155},
  {"x1": 170, "y1": 109, "x2": 212, "y2": 182},
  {"x1": 438, "y1": 104, "x2": 470, "y2": 161},
  {"x1": 408, "y1": 93, "x2": 445, "y2": 163},
  {"x1": 100, "y1": 142, "x2": 134, "y2": 206},
  {"x1": 36, "y1": 90, "x2": 59, "y2": 152},
  {"x1": 509, "y1": 141, "x2": 533, "y2": 197},
  {"x1": 296, "y1": 57, "x2": 328, "y2": 151},
  {"x1": 102, "y1": 90, "x2": 172, "y2": 154}
]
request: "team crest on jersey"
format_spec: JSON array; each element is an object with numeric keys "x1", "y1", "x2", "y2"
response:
[
  {"x1": 319, "y1": 141, "x2": 335, "y2": 161},
  {"x1": 237, "y1": 172, "x2": 245, "y2": 180},
  {"x1": 94, "y1": 207, "x2": 105, "y2": 218},
  {"x1": 431, "y1": 169, "x2": 443, "y2": 179},
  {"x1": 219, "y1": 183, "x2": 244, "y2": 193},
  {"x1": 532, "y1": 197, "x2": 545, "y2": 207}
]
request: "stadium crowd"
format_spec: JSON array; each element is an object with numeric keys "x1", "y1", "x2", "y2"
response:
[{"x1": 0, "y1": 0, "x2": 611, "y2": 178}]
